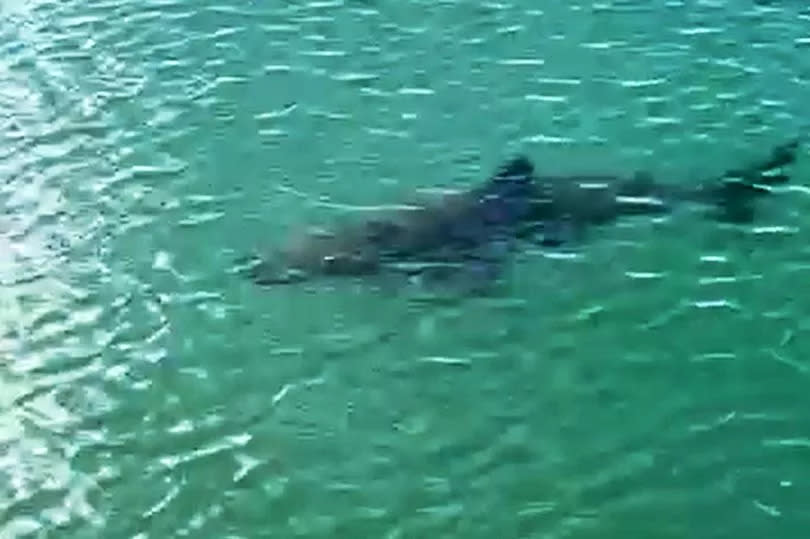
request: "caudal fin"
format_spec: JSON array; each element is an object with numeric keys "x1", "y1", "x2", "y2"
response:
[{"x1": 708, "y1": 139, "x2": 800, "y2": 222}]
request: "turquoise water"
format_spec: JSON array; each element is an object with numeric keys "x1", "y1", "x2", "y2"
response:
[{"x1": 2, "y1": 0, "x2": 809, "y2": 537}]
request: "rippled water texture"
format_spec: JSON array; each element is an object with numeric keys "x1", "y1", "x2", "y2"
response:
[{"x1": 2, "y1": 0, "x2": 810, "y2": 537}]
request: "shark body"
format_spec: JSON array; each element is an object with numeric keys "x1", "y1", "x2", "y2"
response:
[{"x1": 241, "y1": 140, "x2": 800, "y2": 290}]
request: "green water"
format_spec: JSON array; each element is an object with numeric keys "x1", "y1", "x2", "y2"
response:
[{"x1": 2, "y1": 0, "x2": 810, "y2": 537}]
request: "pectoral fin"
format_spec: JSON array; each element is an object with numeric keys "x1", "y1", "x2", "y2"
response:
[{"x1": 390, "y1": 238, "x2": 514, "y2": 295}]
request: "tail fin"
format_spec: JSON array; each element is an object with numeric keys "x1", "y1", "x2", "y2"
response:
[{"x1": 708, "y1": 139, "x2": 800, "y2": 222}]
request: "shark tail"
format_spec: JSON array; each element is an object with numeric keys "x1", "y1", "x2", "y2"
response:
[{"x1": 707, "y1": 138, "x2": 800, "y2": 223}]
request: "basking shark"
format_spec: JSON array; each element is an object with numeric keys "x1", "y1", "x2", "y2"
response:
[{"x1": 240, "y1": 139, "x2": 800, "y2": 290}]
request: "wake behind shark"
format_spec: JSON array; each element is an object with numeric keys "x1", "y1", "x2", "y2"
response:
[{"x1": 240, "y1": 139, "x2": 800, "y2": 290}]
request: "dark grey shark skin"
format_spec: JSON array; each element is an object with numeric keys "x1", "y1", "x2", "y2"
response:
[{"x1": 241, "y1": 139, "x2": 800, "y2": 289}]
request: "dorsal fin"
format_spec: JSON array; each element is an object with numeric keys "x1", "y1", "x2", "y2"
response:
[{"x1": 492, "y1": 155, "x2": 535, "y2": 183}]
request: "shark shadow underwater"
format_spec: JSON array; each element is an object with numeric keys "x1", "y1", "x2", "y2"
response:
[{"x1": 239, "y1": 139, "x2": 801, "y2": 292}]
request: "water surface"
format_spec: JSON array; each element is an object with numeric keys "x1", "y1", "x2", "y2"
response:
[{"x1": 1, "y1": 0, "x2": 809, "y2": 537}]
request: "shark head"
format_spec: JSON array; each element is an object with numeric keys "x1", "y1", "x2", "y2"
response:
[{"x1": 235, "y1": 254, "x2": 309, "y2": 285}]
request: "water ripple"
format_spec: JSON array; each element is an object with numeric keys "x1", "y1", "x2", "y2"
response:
[{"x1": 2, "y1": 0, "x2": 809, "y2": 536}]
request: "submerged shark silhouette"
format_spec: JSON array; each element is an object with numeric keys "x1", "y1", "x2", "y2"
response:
[{"x1": 240, "y1": 139, "x2": 800, "y2": 290}]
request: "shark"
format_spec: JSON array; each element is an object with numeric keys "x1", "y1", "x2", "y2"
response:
[{"x1": 239, "y1": 139, "x2": 800, "y2": 291}]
